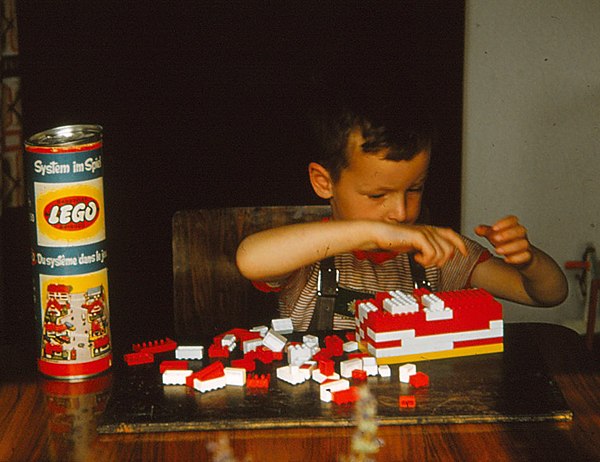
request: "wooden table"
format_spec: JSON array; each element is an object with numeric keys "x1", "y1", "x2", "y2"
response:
[{"x1": 2, "y1": 323, "x2": 600, "y2": 462}]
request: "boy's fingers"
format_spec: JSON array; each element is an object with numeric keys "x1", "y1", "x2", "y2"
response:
[
  {"x1": 474, "y1": 224, "x2": 492, "y2": 237},
  {"x1": 491, "y1": 215, "x2": 519, "y2": 231}
]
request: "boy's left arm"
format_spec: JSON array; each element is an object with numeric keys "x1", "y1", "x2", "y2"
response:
[{"x1": 470, "y1": 216, "x2": 568, "y2": 306}]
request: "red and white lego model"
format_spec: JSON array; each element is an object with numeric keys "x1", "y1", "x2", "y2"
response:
[{"x1": 355, "y1": 288, "x2": 503, "y2": 364}]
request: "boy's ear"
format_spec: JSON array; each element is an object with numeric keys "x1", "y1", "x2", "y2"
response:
[{"x1": 308, "y1": 162, "x2": 334, "y2": 199}]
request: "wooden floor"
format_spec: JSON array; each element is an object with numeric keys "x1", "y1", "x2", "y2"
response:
[{"x1": 2, "y1": 323, "x2": 600, "y2": 462}]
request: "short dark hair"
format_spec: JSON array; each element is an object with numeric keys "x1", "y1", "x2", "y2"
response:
[{"x1": 310, "y1": 90, "x2": 436, "y2": 183}]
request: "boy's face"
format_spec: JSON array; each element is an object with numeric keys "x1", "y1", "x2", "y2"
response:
[{"x1": 311, "y1": 130, "x2": 430, "y2": 225}]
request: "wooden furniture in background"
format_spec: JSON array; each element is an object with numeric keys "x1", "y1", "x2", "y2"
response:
[{"x1": 172, "y1": 206, "x2": 330, "y2": 339}]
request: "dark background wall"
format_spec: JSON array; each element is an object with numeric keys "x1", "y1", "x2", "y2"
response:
[{"x1": 10, "y1": 1, "x2": 465, "y2": 345}]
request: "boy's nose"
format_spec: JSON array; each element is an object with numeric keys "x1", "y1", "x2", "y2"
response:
[{"x1": 386, "y1": 195, "x2": 408, "y2": 223}]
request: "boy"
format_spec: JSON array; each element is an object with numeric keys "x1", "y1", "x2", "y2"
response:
[{"x1": 236, "y1": 96, "x2": 568, "y2": 332}]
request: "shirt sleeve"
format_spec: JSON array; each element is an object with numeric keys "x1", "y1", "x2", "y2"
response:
[{"x1": 438, "y1": 236, "x2": 490, "y2": 291}]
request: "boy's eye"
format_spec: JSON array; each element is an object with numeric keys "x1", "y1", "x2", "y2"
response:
[
  {"x1": 368, "y1": 193, "x2": 385, "y2": 199},
  {"x1": 408, "y1": 186, "x2": 425, "y2": 194}
]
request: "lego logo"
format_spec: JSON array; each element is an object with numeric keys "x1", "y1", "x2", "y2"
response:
[{"x1": 43, "y1": 196, "x2": 100, "y2": 231}]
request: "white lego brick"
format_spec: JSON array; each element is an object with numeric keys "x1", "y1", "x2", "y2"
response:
[
  {"x1": 224, "y1": 367, "x2": 246, "y2": 386},
  {"x1": 287, "y1": 344, "x2": 313, "y2": 366},
  {"x1": 262, "y1": 329, "x2": 287, "y2": 352},
  {"x1": 271, "y1": 317, "x2": 294, "y2": 335},
  {"x1": 384, "y1": 292, "x2": 419, "y2": 314},
  {"x1": 250, "y1": 325, "x2": 269, "y2": 337},
  {"x1": 399, "y1": 363, "x2": 417, "y2": 383},
  {"x1": 361, "y1": 356, "x2": 378, "y2": 376},
  {"x1": 162, "y1": 369, "x2": 193, "y2": 385},
  {"x1": 312, "y1": 369, "x2": 340, "y2": 384},
  {"x1": 343, "y1": 341, "x2": 358, "y2": 352},
  {"x1": 276, "y1": 365, "x2": 308, "y2": 385},
  {"x1": 367, "y1": 338, "x2": 453, "y2": 358},
  {"x1": 299, "y1": 362, "x2": 316, "y2": 380},
  {"x1": 320, "y1": 379, "x2": 350, "y2": 402},
  {"x1": 378, "y1": 365, "x2": 391, "y2": 378},
  {"x1": 367, "y1": 324, "x2": 503, "y2": 345},
  {"x1": 358, "y1": 302, "x2": 378, "y2": 323},
  {"x1": 193, "y1": 375, "x2": 227, "y2": 393},
  {"x1": 221, "y1": 334, "x2": 236, "y2": 347},
  {"x1": 175, "y1": 345, "x2": 204, "y2": 360},
  {"x1": 243, "y1": 337, "x2": 263, "y2": 354},
  {"x1": 489, "y1": 320, "x2": 504, "y2": 331},
  {"x1": 366, "y1": 327, "x2": 416, "y2": 343},
  {"x1": 424, "y1": 307, "x2": 454, "y2": 321},
  {"x1": 340, "y1": 358, "x2": 363, "y2": 378},
  {"x1": 302, "y1": 334, "x2": 319, "y2": 349},
  {"x1": 422, "y1": 293, "x2": 445, "y2": 312}
]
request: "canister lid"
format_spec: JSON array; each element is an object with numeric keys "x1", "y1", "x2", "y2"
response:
[{"x1": 25, "y1": 124, "x2": 102, "y2": 147}]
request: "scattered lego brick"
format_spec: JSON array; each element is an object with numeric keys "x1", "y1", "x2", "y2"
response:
[
  {"x1": 175, "y1": 345, "x2": 204, "y2": 360},
  {"x1": 159, "y1": 360, "x2": 189, "y2": 374},
  {"x1": 399, "y1": 363, "x2": 417, "y2": 383},
  {"x1": 124, "y1": 351, "x2": 154, "y2": 366},
  {"x1": 208, "y1": 343, "x2": 230, "y2": 359},
  {"x1": 271, "y1": 317, "x2": 294, "y2": 335},
  {"x1": 230, "y1": 357, "x2": 256, "y2": 372},
  {"x1": 318, "y1": 359, "x2": 335, "y2": 376},
  {"x1": 332, "y1": 386, "x2": 359, "y2": 404},
  {"x1": 378, "y1": 365, "x2": 391, "y2": 378},
  {"x1": 399, "y1": 395, "x2": 416, "y2": 408},
  {"x1": 132, "y1": 337, "x2": 177, "y2": 354},
  {"x1": 340, "y1": 358, "x2": 363, "y2": 378},
  {"x1": 246, "y1": 373, "x2": 270, "y2": 389},
  {"x1": 409, "y1": 372, "x2": 430, "y2": 388},
  {"x1": 193, "y1": 375, "x2": 227, "y2": 393},
  {"x1": 352, "y1": 369, "x2": 367, "y2": 382},
  {"x1": 162, "y1": 369, "x2": 193, "y2": 385},
  {"x1": 224, "y1": 367, "x2": 247, "y2": 386},
  {"x1": 324, "y1": 335, "x2": 344, "y2": 356}
]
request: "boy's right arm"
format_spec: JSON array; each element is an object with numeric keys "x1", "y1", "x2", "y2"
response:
[{"x1": 235, "y1": 220, "x2": 467, "y2": 282}]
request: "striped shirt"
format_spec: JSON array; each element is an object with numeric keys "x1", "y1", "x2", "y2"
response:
[{"x1": 259, "y1": 236, "x2": 487, "y2": 332}]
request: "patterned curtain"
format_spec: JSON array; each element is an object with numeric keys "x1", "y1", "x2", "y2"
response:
[
  {"x1": 1, "y1": 0, "x2": 24, "y2": 332},
  {"x1": 0, "y1": 0, "x2": 24, "y2": 214}
]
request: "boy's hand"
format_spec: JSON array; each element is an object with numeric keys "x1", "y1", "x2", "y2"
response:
[
  {"x1": 377, "y1": 223, "x2": 468, "y2": 268},
  {"x1": 475, "y1": 215, "x2": 533, "y2": 267}
]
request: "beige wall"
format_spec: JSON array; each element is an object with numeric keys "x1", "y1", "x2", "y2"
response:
[{"x1": 462, "y1": 0, "x2": 600, "y2": 331}]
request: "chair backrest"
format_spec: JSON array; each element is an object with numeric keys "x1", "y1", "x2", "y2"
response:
[{"x1": 172, "y1": 205, "x2": 331, "y2": 340}]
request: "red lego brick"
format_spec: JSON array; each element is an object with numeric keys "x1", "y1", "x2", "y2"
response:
[
  {"x1": 324, "y1": 335, "x2": 344, "y2": 356},
  {"x1": 124, "y1": 351, "x2": 154, "y2": 366},
  {"x1": 399, "y1": 395, "x2": 416, "y2": 408},
  {"x1": 351, "y1": 369, "x2": 367, "y2": 382},
  {"x1": 332, "y1": 386, "x2": 359, "y2": 404},
  {"x1": 225, "y1": 328, "x2": 262, "y2": 342},
  {"x1": 246, "y1": 373, "x2": 270, "y2": 389},
  {"x1": 159, "y1": 360, "x2": 189, "y2": 374},
  {"x1": 313, "y1": 348, "x2": 334, "y2": 362},
  {"x1": 230, "y1": 358, "x2": 256, "y2": 372},
  {"x1": 208, "y1": 343, "x2": 230, "y2": 359},
  {"x1": 196, "y1": 361, "x2": 225, "y2": 381},
  {"x1": 347, "y1": 352, "x2": 370, "y2": 360},
  {"x1": 409, "y1": 372, "x2": 429, "y2": 388},
  {"x1": 132, "y1": 337, "x2": 177, "y2": 354},
  {"x1": 345, "y1": 331, "x2": 356, "y2": 342},
  {"x1": 318, "y1": 359, "x2": 335, "y2": 376}
]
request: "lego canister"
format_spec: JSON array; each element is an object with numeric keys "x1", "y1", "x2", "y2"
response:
[{"x1": 25, "y1": 125, "x2": 112, "y2": 380}]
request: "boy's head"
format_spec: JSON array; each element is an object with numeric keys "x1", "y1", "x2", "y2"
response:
[{"x1": 308, "y1": 92, "x2": 435, "y2": 225}]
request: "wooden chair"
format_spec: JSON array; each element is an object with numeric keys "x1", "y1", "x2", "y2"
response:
[{"x1": 172, "y1": 205, "x2": 330, "y2": 340}]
